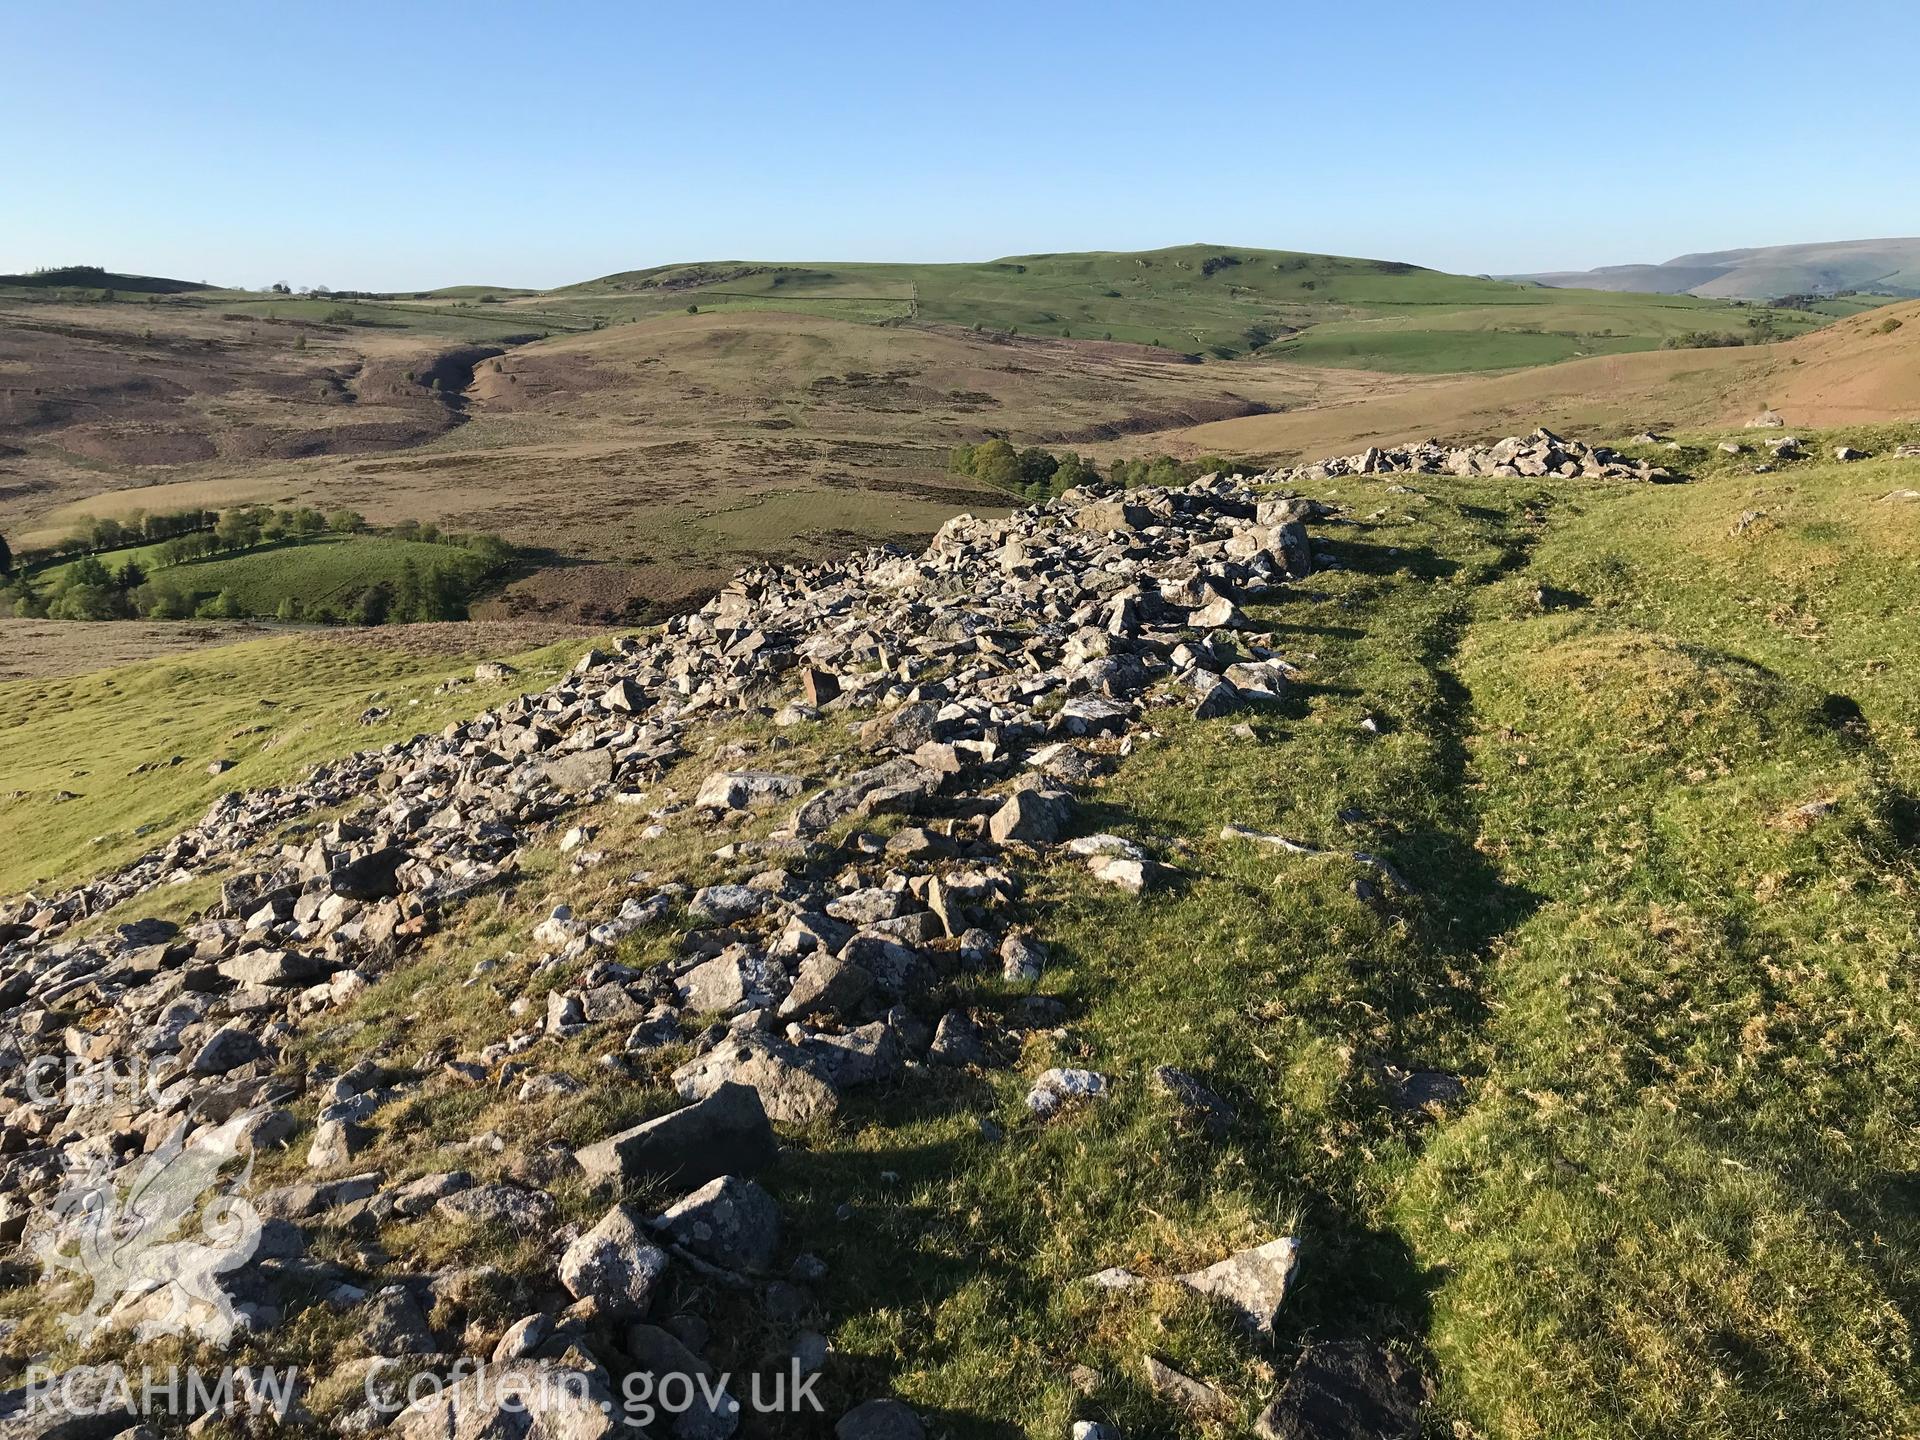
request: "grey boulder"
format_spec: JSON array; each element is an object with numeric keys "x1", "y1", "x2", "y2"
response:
[{"x1": 559, "y1": 1203, "x2": 670, "y2": 1316}]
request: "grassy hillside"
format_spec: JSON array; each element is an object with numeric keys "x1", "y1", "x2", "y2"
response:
[
  {"x1": 148, "y1": 534, "x2": 493, "y2": 615},
  {"x1": 8, "y1": 424, "x2": 1914, "y2": 1434},
  {"x1": 1124, "y1": 298, "x2": 1920, "y2": 462},
  {"x1": 559, "y1": 244, "x2": 1823, "y2": 366},
  {"x1": 0, "y1": 265, "x2": 211, "y2": 294},
  {"x1": 0, "y1": 626, "x2": 597, "y2": 894}
]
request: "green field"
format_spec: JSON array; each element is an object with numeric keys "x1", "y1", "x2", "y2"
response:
[
  {"x1": 1263, "y1": 325, "x2": 1651, "y2": 371},
  {"x1": 31, "y1": 533, "x2": 499, "y2": 619},
  {"x1": 0, "y1": 630, "x2": 596, "y2": 894},
  {"x1": 157, "y1": 534, "x2": 491, "y2": 612}
]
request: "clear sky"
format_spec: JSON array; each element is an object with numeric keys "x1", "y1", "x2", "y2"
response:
[{"x1": 5, "y1": 0, "x2": 1915, "y2": 291}]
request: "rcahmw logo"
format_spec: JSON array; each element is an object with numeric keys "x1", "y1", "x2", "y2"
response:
[
  {"x1": 20, "y1": 1364, "x2": 299, "y2": 1422},
  {"x1": 32, "y1": 1106, "x2": 267, "y2": 1345}
]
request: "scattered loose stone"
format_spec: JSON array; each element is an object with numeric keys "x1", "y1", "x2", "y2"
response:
[
  {"x1": 836, "y1": 1399, "x2": 926, "y2": 1440},
  {"x1": 990, "y1": 784, "x2": 1075, "y2": 845},
  {"x1": 1254, "y1": 1341, "x2": 1428, "y2": 1440},
  {"x1": 434, "y1": 1182, "x2": 556, "y2": 1230},
  {"x1": 1027, "y1": 1067, "x2": 1110, "y2": 1117},
  {"x1": 1178, "y1": 1237, "x2": 1302, "y2": 1336},
  {"x1": 1142, "y1": 1355, "x2": 1228, "y2": 1414},
  {"x1": 1001, "y1": 932, "x2": 1047, "y2": 983},
  {"x1": 576, "y1": 1084, "x2": 777, "y2": 1193},
  {"x1": 1152, "y1": 1064, "x2": 1236, "y2": 1139},
  {"x1": 653, "y1": 1174, "x2": 782, "y2": 1272},
  {"x1": 559, "y1": 1204, "x2": 670, "y2": 1315}
]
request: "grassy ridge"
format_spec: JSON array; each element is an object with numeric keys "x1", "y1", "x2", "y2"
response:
[
  {"x1": 247, "y1": 434, "x2": 1917, "y2": 1434},
  {"x1": 560, "y1": 245, "x2": 1827, "y2": 366},
  {"x1": 52, "y1": 247, "x2": 1822, "y2": 371},
  {"x1": 5, "y1": 431, "x2": 1915, "y2": 1434}
]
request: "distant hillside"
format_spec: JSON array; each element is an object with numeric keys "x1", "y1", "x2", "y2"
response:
[
  {"x1": 1512, "y1": 237, "x2": 1920, "y2": 300},
  {"x1": 0, "y1": 265, "x2": 211, "y2": 294},
  {"x1": 557, "y1": 243, "x2": 1827, "y2": 367},
  {"x1": 1120, "y1": 296, "x2": 1920, "y2": 462}
]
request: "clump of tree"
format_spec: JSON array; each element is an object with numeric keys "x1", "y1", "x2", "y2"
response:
[
  {"x1": 36, "y1": 507, "x2": 219, "y2": 563},
  {"x1": 1104, "y1": 453, "x2": 1250, "y2": 489},
  {"x1": 1, "y1": 568, "x2": 47, "y2": 618},
  {"x1": 949, "y1": 441, "x2": 1098, "y2": 501},
  {"x1": 1662, "y1": 331, "x2": 1749, "y2": 350},
  {"x1": 950, "y1": 442, "x2": 1253, "y2": 502},
  {"x1": 1, "y1": 553, "x2": 148, "y2": 620},
  {"x1": 143, "y1": 505, "x2": 333, "y2": 566}
]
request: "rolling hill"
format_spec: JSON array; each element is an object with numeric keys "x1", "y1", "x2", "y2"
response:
[
  {"x1": 0, "y1": 245, "x2": 1882, "y2": 621},
  {"x1": 1108, "y1": 297, "x2": 1920, "y2": 463},
  {"x1": 0, "y1": 264, "x2": 211, "y2": 294},
  {"x1": 1511, "y1": 236, "x2": 1920, "y2": 300},
  {"x1": 560, "y1": 243, "x2": 1822, "y2": 366}
]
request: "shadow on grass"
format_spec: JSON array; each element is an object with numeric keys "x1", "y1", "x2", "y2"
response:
[
  {"x1": 1314, "y1": 538, "x2": 1461, "y2": 581},
  {"x1": 775, "y1": 1078, "x2": 1444, "y2": 1438}
]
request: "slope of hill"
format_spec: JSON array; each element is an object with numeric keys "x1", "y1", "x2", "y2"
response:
[
  {"x1": 1512, "y1": 236, "x2": 1920, "y2": 299},
  {"x1": 558, "y1": 243, "x2": 1823, "y2": 366},
  {"x1": 2, "y1": 428, "x2": 1917, "y2": 1435},
  {"x1": 1123, "y1": 298, "x2": 1920, "y2": 462},
  {"x1": 0, "y1": 264, "x2": 212, "y2": 294}
]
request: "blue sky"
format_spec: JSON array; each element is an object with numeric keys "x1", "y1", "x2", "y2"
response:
[{"x1": 5, "y1": 0, "x2": 1915, "y2": 290}]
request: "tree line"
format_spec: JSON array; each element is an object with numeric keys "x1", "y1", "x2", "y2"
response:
[{"x1": 948, "y1": 440, "x2": 1099, "y2": 501}]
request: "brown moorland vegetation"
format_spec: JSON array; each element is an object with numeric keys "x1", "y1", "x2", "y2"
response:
[{"x1": 1109, "y1": 299, "x2": 1920, "y2": 463}]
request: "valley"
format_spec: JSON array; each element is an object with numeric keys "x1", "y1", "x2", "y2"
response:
[{"x1": 4, "y1": 245, "x2": 1868, "y2": 623}]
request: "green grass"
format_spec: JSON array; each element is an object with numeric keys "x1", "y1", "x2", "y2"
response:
[
  {"x1": 31, "y1": 536, "x2": 182, "y2": 585},
  {"x1": 1791, "y1": 295, "x2": 1905, "y2": 319},
  {"x1": 34, "y1": 534, "x2": 498, "y2": 618},
  {"x1": 0, "y1": 631, "x2": 596, "y2": 893},
  {"x1": 158, "y1": 535, "x2": 491, "y2": 613},
  {"x1": 1264, "y1": 325, "x2": 1651, "y2": 372},
  {"x1": 197, "y1": 294, "x2": 585, "y2": 341}
]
